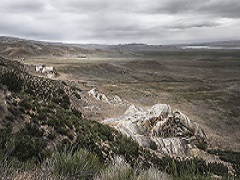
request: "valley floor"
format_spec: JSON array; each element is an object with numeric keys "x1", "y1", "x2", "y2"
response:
[{"x1": 23, "y1": 49, "x2": 240, "y2": 151}]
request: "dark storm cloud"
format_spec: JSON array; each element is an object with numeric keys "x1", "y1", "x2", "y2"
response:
[
  {"x1": 0, "y1": 0, "x2": 240, "y2": 44},
  {"x1": 143, "y1": 0, "x2": 240, "y2": 18},
  {"x1": 168, "y1": 20, "x2": 221, "y2": 30},
  {"x1": 146, "y1": 0, "x2": 205, "y2": 14},
  {"x1": 199, "y1": 0, "x2": 240, "y2": 18}
]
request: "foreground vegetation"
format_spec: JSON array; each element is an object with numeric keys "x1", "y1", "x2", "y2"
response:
[
  {"x1": 208, "y1": 149, "x2": 240, "y2": 176},
  {"x1": 0, "y1": 149, "x2": 234, "y2": 180}
]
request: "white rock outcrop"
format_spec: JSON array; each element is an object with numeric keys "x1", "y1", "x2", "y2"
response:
[
  {"x1": 104, "y1": 104, "x2": 207, "y2": 156},
  {"x1": 88, "y1": 88, "x2": 109, "y2": 103},
  {"x1": 88, "y1": 88, "x2": 127, "y2": 106},
  {"x1": 35, "y1": 64, "x2": 56, "y2": 78}
]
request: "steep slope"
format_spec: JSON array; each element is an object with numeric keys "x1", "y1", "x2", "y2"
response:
[{"x1": 0, "y1": 56, "x2": 143, "y2": 164}]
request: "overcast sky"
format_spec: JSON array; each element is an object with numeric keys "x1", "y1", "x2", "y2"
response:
[{"x1": 1, "y1": 0, "x2": 240, "y2": 44}]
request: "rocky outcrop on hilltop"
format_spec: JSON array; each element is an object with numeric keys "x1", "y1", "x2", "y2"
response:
[{"x1": 104, "y1": 104, "x2": 207, "y2": 156}]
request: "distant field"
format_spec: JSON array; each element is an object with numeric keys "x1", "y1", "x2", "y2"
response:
[{"x1": 24, "y1": 49, "x2": 240, "y2": 151}]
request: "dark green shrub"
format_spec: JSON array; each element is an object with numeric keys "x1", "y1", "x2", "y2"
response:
[
  {"x1": 70, "y1": 86, "x2": 82, "y2": 92},
  {"x1": 208, "y1": 149, "x2": 240, "y2": 165},
  {"x1": 74, "y1": 92, "x2": 81, "y2": 99},
  {"x1": 71, "y1": 108, "x2": 82, "y2": 118},
  {"x1": 207, "y1": 149, "x2": 240, "y2": 176},
  {"x1": 149, "y1": 140, "x2": 158, "y2": 150},
  {"x1": 62, "y1": 94, "x2": 70, "y2": 109},
  {"x1": 193, "y1": 158, "x2": 208, "y2": 175},
  {"x1": 61, "y1": 81, "x2": 67, "y2": 86},
  {"x1": 61, "y1": 139, "x2": 71, "y2": 147},
  {"x1": 52, "y1": 94, "x2": 70, "y2": 109},
  {"x1": 37, "y1": 111, "x2": 47, "y2": 121},
  {"x1": 92, "y1": 122, "x2": 114, "y2": 141},
  {"x1": 47, "y1": 102, "x2": 55, "y2": 109},
  {"x1": 52, "y1": 97, "x2": 61, "y2": 106},
  {"x1": 76, "y1": 135, "x2": 103, "y2": 159},
  {"x1": 233, "y1": 164, "x2": 240, "y2": 177},
  {"x1": 11, "y1": 135, "x2": 47, "y2": 162},
  {"x1": 68, "y1": 133, "x2": 74, "y2": 141},
  {"x1": 4, "y1": 123, "x2": 47, "y2": 163},
  {"x1": 47, "y1": 132, "x2": 56, "y2": 140},
  {"x1": 21, "y1": 123, "x2": 44, "y2": 137},
  {"x1": 0, "y1": 72, "x2": 24, "y2": 92},
  {"x1": 0, "y1": 127, "x2": 12, "y2": 149},
  {"x1": 19, "y1": 107, "x2": 25, "y2": 113},
  {"x1": 56, "y1": 88, "x2": 65, "y2": 95},
  {"x1": 195, "y1": 140, "x2": 207, "y2": 151},
  {"x1": 8, "y1": 106, "x2": 20, "y2": 117},
  {"x1": 117, "y1": 135, "x2": 140, "y2": 163},
  {"x1": 5, "y1": 115, "x2": 14, "y2": 122},
  {"x1": 55, "y1": 126, "x2": 69, "y2": 136},
  {"x1": 47, "y1": 119, "x2": 56, "y2": 127},
  {"x1": 209, "y1": 162, "x2": 228, "y2": 176},
  {"x1": 19, "y1": 99, "x2": 32, "y2": 111}
]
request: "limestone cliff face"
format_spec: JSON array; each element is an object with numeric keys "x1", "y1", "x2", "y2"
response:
[{"x1": 104, "y1": 104, "x2": 207, "y2": 156}]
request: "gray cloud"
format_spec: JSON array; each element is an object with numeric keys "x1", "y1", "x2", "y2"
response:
[
  {"x1": 140, "y1": 0, "x2": 240, "y2": 18},
  {"x1": 0, "y1": 0, "x2": 240, "y2": 44},
  {"x1": 145, "y1": 0, "x2": 205, "y2": 14},
  {"x1": 0, "y1": 0, "x2": 46, "y2": 13},
  {"x1": 199, "y1": 0, "x2": 240, "y2": 18}
]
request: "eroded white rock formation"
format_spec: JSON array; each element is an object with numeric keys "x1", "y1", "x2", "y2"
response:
[
  {"x1": 104, "y1": 104, "x2": 207, "y2": 156},
  {"x1": 35, "y1": 64, "x2": 56, "y2": 78},
  {"x1": 88, "y1": 88, "x2": 109, "y2": 103},
  {"x1": 88, "y1": 88, "x2": 127, "y2": 106}
]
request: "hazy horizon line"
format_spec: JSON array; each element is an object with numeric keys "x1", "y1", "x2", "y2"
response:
[{"x1": 1, "y1": 35, "x2": 240, "y2": 46}]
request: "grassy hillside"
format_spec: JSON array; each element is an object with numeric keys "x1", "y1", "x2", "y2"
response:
[{"x1": 0, "y1": 36, "x2": 92, "y2": 58}]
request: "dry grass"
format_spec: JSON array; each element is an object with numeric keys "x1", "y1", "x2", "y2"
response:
[{"x1": 94, "y1": 156, "x2": 171, "y2": 180}]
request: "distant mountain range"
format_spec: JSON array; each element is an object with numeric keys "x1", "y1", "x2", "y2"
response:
[
  {"x1": 179, "y1": 40, "x2": 240, "y2": 47},
  {"x1": 0, "y1": 36, "x2": 240, "y2": 57},
  {"x1": 202, "y1": 41, "x2": 240, "y2": 47}
]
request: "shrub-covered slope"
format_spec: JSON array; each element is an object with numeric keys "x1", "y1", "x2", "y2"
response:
[{"x1": 0, "y1": 56, "x2": 144, "y2": 164}]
